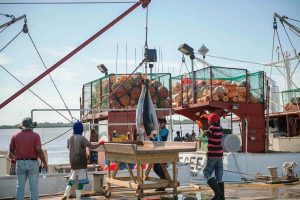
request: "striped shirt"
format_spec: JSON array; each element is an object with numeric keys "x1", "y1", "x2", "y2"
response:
[{"x1": 206, "y1": 125, "x2": 224, "y2": 158}]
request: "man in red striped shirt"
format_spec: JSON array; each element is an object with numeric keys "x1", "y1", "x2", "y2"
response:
[{"x1": 203, "y1": 113, "x2": 225, "y2": 200}]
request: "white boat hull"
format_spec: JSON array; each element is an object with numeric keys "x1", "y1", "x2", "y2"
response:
[{"x1": 178, "y1": 151, "x2": 300, "y2": 183}]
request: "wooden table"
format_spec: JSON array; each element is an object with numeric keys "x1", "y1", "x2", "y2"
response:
[{"x1": 97, "y1": 141, "x2": 197, "y2": 199}]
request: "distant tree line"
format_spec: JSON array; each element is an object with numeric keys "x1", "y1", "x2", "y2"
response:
[{"x1": 0, "y1": 122, "x2": 72, "y2": 129}]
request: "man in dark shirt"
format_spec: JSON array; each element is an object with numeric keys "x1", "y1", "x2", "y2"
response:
[
  {"x1": 62, "y1": 121, "x2": 105, "y2": 200},
  {"x1": 203, "y1": 113, "x2": 225, "y2": 200},
  {"x1": 174, "y1": 131, "x2": 182, "y2": 141}
]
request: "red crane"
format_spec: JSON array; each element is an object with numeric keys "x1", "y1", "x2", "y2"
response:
[{"x1": 0, "y1": 0, "x2": 150, "y2": 109}]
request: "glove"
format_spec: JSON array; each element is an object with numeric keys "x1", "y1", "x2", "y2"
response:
[{"x1": 98, "y1": 140, "x2": 105, "y2": 145}]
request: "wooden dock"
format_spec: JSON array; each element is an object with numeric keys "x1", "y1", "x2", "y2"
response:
[{"x1": 37, "y1": 182, "x2": 300, "y2": 200}]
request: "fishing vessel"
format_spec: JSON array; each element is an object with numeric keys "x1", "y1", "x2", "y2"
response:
[{"x1": 0, "y1": 0, "x2": 300, "y2": 199}]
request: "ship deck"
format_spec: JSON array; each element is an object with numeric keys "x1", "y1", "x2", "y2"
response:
[{"x1": 37, "y1": 182, "x2": 300, "y2": 200}]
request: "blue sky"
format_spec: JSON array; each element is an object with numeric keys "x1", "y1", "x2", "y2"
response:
[{"x1": 1, "y1": 0, "x2": 300, "y2": 125}]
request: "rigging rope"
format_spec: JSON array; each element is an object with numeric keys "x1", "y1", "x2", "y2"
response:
[
  {"x1": 0, "y1": 1, "x2": 137, "y2": 5},
  {"x1": 0, "y1": 29, "x2": 23, "y2": 52},
  {"x1": 0, "y1": 64, "x2": 72, "y2": 122},
  {"x1": 289, "y1": 26, "x2": 300, "y2": 37},
  {"x1": 27, "y1": 30, "x2": 74, "y2": 120},
  {"x1": 0, "y1": 13, "x2": 15, "y2": 19},
  {"x1": 179, "y1": 54, "x2": 185, "y2": 75},
  {"x1": 144, "y1": 6, "x2": 148, "y2": 49},
  {"x1": 283, "y1": 16, "x2": 300, "y2": 23},
  {"x1": 275, "y1": 27, "x2": 300, "y2": 111},
  {"x1": 42, "y1": 127, "x2": 72, "y2": 145},
  {"x1": 280, "y1": 21, "x2": 300, "y2": 63},
  {"x1": 205, "y1": 54, "x2": 266, "y2": 66}
]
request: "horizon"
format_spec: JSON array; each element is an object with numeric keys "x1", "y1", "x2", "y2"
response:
[{"x1": 1, "y1": 0, "x2": 300, "y2": 125}]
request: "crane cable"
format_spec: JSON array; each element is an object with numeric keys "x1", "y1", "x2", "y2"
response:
[
  {"x1": 275, "y1": 21, "x2": 300, "y2": 111},
  {"x1": 25, "y1": 20, "x2": 74, "y2": 121},
  {"x1": 144, "y1": 6, "x2": 149, "y2": 74},
  {"x1": 279, "y1": 20, "x2": 300, "y2": 111},
  {"x1": 42, "y1": 127, "x2": 73, "y2": 145},
  {"x1": 0, "y1": 65, "x2": 72, "y2": 123},
  {"x1": 280, "y1": 21, "x2": 300, "y2": 63},
  {"x1": 0, "y1": 19, "x2": 72, "y2": 123},
  {"x1": 0, "y1": 29, "x2": 23, "y2": 52},
  {"x1": 0, "y1": 1, "x2": 137, "y2": 5}
]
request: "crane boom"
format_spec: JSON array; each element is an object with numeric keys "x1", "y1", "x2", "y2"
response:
[
  {"x1": 0, "y1": 0, "x2": 150, "y2": 109},
  {"x1": 274, "y1": 12, "x2": 300, "y2": 35}
]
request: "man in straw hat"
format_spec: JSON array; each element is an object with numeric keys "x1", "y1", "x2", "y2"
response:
[{"x1": 9, "y1": 117, "x2": 48, "y2": 200}]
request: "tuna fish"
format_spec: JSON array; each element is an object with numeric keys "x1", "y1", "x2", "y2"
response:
[{"x1": 136, "y1": 79, "x2": 159, "y2": 141}]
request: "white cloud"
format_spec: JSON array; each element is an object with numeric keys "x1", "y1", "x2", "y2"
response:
[
  {"x1": 0, "y1": 53, "x2": 13, "y2": 65},
  {"x1": 40, "y1": 46, "x2": 75, "y2": 59}
]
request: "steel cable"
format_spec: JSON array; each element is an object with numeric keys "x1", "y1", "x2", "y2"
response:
[
  {"x1": 280, "y1": 21, "x2": 300, "y2": 63},
  {"x1": 42, "y1": 127, "x2": 72, "y2": 145},
  {"x1": 0, "y1": 1, "x2": 137, "y2": 5},
  {"x1": 0, "y1": 65, "x2": 72, "y2": 122},
  {"x1": 27, "y1": 31, "x2": 74, "y2": 120},
  {"x1": 0, "y1": 29, "x2": 22, "y2": 52}
]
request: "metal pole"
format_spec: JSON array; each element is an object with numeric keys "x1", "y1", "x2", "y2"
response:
[
  {"x1": 0, "y1": 0, "x2": 145, "y2": 109},
  {"x1": 274, "y1": 12, "x2": 300, "y2": 35},
  {"x1": 190, "y1": 55, "x2": 195, "y2": 103}
]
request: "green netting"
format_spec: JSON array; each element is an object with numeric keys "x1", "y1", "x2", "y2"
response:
[
  {"x1": 83, "y1": 73, "x2": 171, "y2": 111},
  {"x1": 249, "y1": 71, "x2": 264, "y2": 103},
  {"x1": 83, "y1": 83, "x2": 91, "y2": 115},
  {"x1": 171, "y1": 66, "x2": 264, "y2": 105},
  {"x1": 100, "y1": 76, "x2": 109, "y2": 109},
  {"x1": 91, "y1": 79, "x2": 101, "y2": 111},
  {"x1": 281, "y1": 88, "x2": 300, "y2": 106},
  {"x1": 171, "y1": 75, "x2": 183, "y2": 108}
]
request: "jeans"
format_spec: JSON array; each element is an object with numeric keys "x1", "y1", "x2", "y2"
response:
[
  {"x1": 203, "y1": 157, "x2": 223, "y2": 182},
  {"x1": 16, "y1": 160, "x2": 39, "y2": 200}
]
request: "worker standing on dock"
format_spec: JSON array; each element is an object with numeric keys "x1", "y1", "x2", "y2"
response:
[
  {"x1": 9, "y1": 117, "x2": 48, "y2": 200},
  {"x1": 203, "y1": 113, "x2": 225, "y2": 200},
  {"x1": 158, "y1": 117, "x2": 169, "y2": 141},
  {"x1": 62, "y1": 120, "x2": 105, "y2": 200},
  {"x1": 149, "y1": 117, "x2": 169, "y2": 192}
]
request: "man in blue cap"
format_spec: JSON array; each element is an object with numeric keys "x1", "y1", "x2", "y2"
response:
[{"x1": 62, "y1": 120, "x2": 105, "y2": 200}]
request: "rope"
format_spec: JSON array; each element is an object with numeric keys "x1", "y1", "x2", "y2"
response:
[
  {"x1": 289, "y1": 26, "x2": 300, "y2": 37},
  {"x1": 0, "y1": 13, "x2": 15, "y2": 19},
  {"x1": 0, "y1": 1, "x2": 137, "y2": 5},
  {"x1": 144, "y1": 6, "x2": 148, "y2": 48},
  {"x1": 179, "y1": 55, "x2": 185, "y2": 75},
  {"x1": 205, "y1": 54, "x2": 266, "y2": 66},
  {"x1": 0, "y1": 29, "x2": 23, "y2": 52},
  {"x1": 280, "y1": 21, "x2": 300, "y2": 63},
  {"x1": 275, "y1": 28, "x2": 300, "y2": 110},
  {"x1": 183, "y1": 60, "x2": 191, "y2": 77},
  {"x1": 0, "y1": 65, "x2": 72, "y2": 122},
  {"x1": 269, "y1": 21, "x2": 276, "y2": 81},
  {"x1": 283, "y1": 16, "x2": 300, "y2": 23},
  {"x1": 42, "y1": 127, "x2": 72, "y2": 145},
  {"x1": 27, "y1": 31, "x2": 74, "y2": 120}
]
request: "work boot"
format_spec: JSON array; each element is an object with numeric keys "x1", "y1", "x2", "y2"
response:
[
  {"x1": 218, "y1": 182, "x2": 225, "y2": 200},
  {"x1": 207, "y1": 177, "x2": 222, "y2": 200}
]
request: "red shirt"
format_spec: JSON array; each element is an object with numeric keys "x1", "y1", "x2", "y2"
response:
[{"x1": 9, "y1": 129, "x2": 42, "y2": 159}]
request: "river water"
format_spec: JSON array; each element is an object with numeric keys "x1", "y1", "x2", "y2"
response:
[{"x1": 0, "y1": 124, "x2": 198, "y2": 164}]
